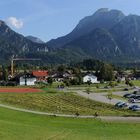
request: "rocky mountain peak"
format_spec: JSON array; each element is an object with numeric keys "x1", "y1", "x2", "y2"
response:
[
  {"x1": 0, "y1": 20, "x2": 5, "y2": 26},
  {"x1": 94, "y1": 8, "x2": 109, "y2": 14}
]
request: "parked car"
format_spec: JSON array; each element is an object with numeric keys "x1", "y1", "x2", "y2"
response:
[
  {"x1": 129, "y1": 105, "x2": 140, "y2": 110},
  {"x1": 123, "y1": 93, "x2": 130, "y2": 98},
  {"x1": 123, "y1": 93, "x2": 140, "y2": 98},
  {"x1": 124, "y1": 88, "x2": 129, "y2": 91},
  {"x1": 128, "y1": 98, "x2": 140, "y2": 103},
  {"x1": 133, "y1": 91, "x2": 140, "y2": 94},
  {"x1": 115, "y1": 102, "x2": 122, "y2": 107},
  {"x1": 115, "y1": 102, "x2": 128, "y2": 108},
  {"x1": 133, "y1": 95, "x2": 140, "y2": 99},
  {"x1": 132, "y1": 106, "x2": 140, "y2": 111},
  {"x1": 123, "y1": 93, "x2": 135, "y2": 98}
]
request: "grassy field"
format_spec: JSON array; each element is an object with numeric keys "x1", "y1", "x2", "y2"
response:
[
  {"x1": 67, "y1": 83, "x2": 130, "y2": 93},
  {"x1": 132, "y1": 80, "x2": 140, "y2": 86},
  {"x1": 0, "y1": 91, "x2": 139, "y2": 116},
  {"x1": 1, "y1": 107, "x2": 140, "y2": 140},
  {"x1": 84, "y1": 87, "x2": 131, "y2": 93},
  {"x1": 105, "y1": 94, "x2": 127, "y2": 101}
]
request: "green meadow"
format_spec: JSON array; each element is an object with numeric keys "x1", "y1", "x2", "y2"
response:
[{"x1": 0, "y1": 107, "x2": 140, "y2": 140}]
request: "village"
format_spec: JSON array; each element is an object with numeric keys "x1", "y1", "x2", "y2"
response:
[{"x1": 0, "y1": 60, "x2": 140, "y2": 87}]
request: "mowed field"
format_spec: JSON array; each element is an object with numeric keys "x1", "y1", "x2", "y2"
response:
[
  {"x1": 0, "y1": 107, "x2": 140, "y2": 140},
  {"x1": 0, "y1": 89, "x2": 138, "y2": 116}
]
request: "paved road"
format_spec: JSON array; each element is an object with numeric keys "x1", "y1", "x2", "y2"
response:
[
  {"x1": 75, "y1": 89, "x2": 140, "y2": 106},
  {"x1": 0, "y1": 103, "x2": 140, "y2": 122},
  {"x1": 76, "y1": 90, "x2": 119, "y2": 105}
]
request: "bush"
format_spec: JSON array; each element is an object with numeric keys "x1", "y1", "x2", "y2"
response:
[
  {"x1": 129, "y1": 82, "x2": 134, "y2": 87},
  {"x1": 125, "y1": 78, "x2": 130, "y2": 85},
  {"x1": 70, "y1": 79, "x2": 78, "y2": 85},
  {"x1": 85, "y1": 88, "x2": 91, "y2": 94},
  {"x1": 70, "y1": 77, "x2": 82, "y2": 85},
  {"x1": 75, "y1": 112, "x2": 80, "y2": 116},
  {"x1": 109, "y1": 81, "x2": 117, "y2": 88},
  {"x1": 94, "y1": 112, "x2": 99, "y2": 117},
  {"x1": 96, "y1": 84, "x2": 99, "y2": 89},
  {"x1": 100, "y1": 79, "x2": 104, "y2": 84},
  {"x1": 87, "y1": 80, "x2": 92, "y2": 85},
  {"x1": 6, "y1": 82, "x2": 17, "y2": 86},
  {"x1": 63, "y1": 79, "x2": 70, "y2": 86},
  {"x1": 117, "y1": 78, "x2": 121, "y2": 83},
  {"x1": 47, "y1": 77, "x2": 53, "y2": 85},
  {"x1": 0, "y1": 81, "x2": 17, "y2": 86}
]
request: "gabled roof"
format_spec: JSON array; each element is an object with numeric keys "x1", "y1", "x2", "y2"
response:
[
  {"x1": 13, "y1": 73, "x2": 36, "y2": 80},
  {"x1": 32, "y1": 70, "x2": 48, "y2": 77},
  {"x1": 84, "y1": 74, "x2": 97, "y2": 79}
]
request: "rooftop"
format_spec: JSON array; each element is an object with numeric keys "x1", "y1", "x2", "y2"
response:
[{"x1": 32, "y1": 70, "x2": 48, "y2": 77}]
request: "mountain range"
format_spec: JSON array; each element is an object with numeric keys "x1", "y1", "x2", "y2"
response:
[
  {"x1": 1, "y1": 8, "x2": 140, "y2": 65},
  {"x1": 0, "y1": 20, "x2": 48, "y2": 64},
  {"x1": 47, "y1": 8, "x2": 140, "y2": 64},
  {"x1": 47, "y1": 8, "x2": 125, "y2": 49}
]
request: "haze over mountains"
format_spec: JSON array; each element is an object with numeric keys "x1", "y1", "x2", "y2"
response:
[{"x1": 1, "y1": 8, "x2": 140, "y2": 65}]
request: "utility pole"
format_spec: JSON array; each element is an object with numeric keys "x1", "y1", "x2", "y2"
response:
[
  {"x1": 11, "y1": 55, "x2": 14, "y2": 78},
  {"x1": 11, "y1": 56, "x2": 41, "y2": 77}
]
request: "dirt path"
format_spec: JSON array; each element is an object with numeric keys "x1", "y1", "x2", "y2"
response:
[
  {"x1": 76, "y1": 90, "x2": 118, "y2": 105},
  {"x1": 0, "y1": 103, "x2": 140, "y2": 122}
]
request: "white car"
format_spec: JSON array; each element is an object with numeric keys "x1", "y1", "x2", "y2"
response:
[
  {"x1": 128, "y1": 98, "x2": 140, "y2": 103},
  {"x1": 115, "y1": 102, "x2": 128, "y2": 108},
  {"x1": 132, "y1": 107, "x2": 140, "y2": 111}
]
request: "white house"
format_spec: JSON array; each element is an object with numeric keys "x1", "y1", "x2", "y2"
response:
[
  {"x1": 83, "y1": 74, "x2": 99, "y2": 84},
  {"x1": 19, "y1": 73, "x2": 37, "y2": 86},
  {"x1": 14, "y1": 73, "x2": 37, "y2": 86}
]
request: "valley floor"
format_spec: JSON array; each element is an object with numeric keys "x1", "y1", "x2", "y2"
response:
[{"x1": 1, "y1": 107, "x2": 140, "y2": 140}]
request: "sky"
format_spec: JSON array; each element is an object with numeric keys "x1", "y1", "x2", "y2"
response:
[{"x1": 1, "y1": 0, "x2": 140, "y2": 42}]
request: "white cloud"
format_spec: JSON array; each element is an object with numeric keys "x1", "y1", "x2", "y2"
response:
[{"x1": 6, "y1": 17, "x2": 23, "y2": 29}]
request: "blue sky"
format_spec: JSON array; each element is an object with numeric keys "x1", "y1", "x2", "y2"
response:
[{"x1": 1, "y1": 0, "x2": 140, "y2": 42}]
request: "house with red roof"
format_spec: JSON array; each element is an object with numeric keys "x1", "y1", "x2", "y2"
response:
[{"x1": 32, "y1": 70, "x2": 48, "y2": 82}]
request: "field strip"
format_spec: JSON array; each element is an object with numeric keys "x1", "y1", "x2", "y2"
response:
[
  {"x1": 0, "y1": 103, "x2": 140, "y2": 122},
  {"x1": 56, "y1": 130, "x2": 73, "y2": 140},
  {"x1": 47, "y1": 130, "x2": 66, "y2": 140}
]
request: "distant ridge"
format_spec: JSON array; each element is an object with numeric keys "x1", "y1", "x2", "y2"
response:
[
  {"x1": 47, "y1": 8, "x2": 125, "y2": 48},
  {"x1": 0, "y1": 20, "x2": 48, "y2": 63},
  {"x1": 46, "y1": 8, "x2": 140, "y2": 64},
  {"x1": 26, "y1": 36, "x2": 45, "y2": 44}
]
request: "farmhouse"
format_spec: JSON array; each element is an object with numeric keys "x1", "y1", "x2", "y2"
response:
[
  {"x1": 32, "y1": 70, "x2": 48, "y2": 82},
  {"x1": 51, "y1": 71, "x2": 74, "y2": 82},
  {"x1": 83, "y1": 74, "x2": 99, "y2": 83}
]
